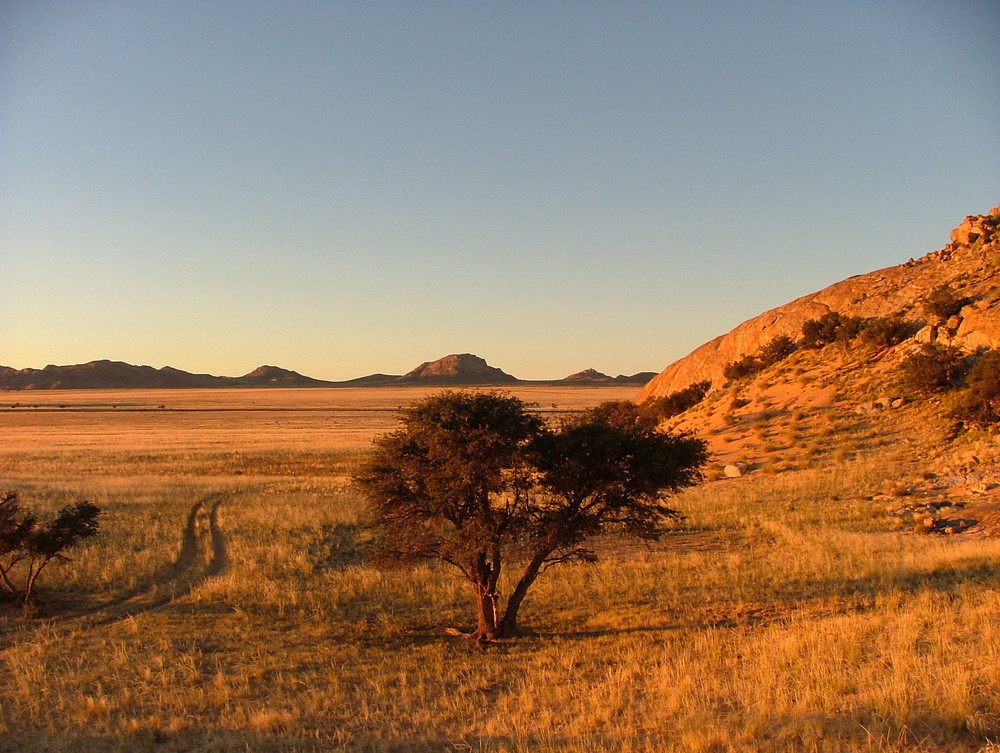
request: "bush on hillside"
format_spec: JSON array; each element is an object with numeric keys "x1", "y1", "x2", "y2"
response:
[
  {"x1": 950, "y1": 392, "x2": 1000, "y2": 427},
  {"x1": 856, "y1": 315, "x2": 913, "y2": 350},
  {"x1": 645, "y1": 380, "x2": 712, "y2": 421},
  {"x1": 758, "y1": 335, "x2": 796, "y2": 366},
  {"x1": 950, "y1": 349, "x2": 1000, "y2": 426},
  {"x1": 722, "y1": 335, "x2": 798, "y2": 383},
  {"x1": 965, "y1": 348, "x2": 1000, "y2": 400},
  {"x1": 723, "y1": 354, "x2": 762, "y2": 381},
  {"x1": 800, "y1": 312, "x2": 863, "y2": 349},
  {"x1": 898, "y1": 344, "x2": 965, "y2": 396},
  {"x1": 922, "y1": 284, "x2": 970, "y2": 321}
]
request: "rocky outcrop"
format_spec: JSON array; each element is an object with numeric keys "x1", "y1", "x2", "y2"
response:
[
  {"x1": 951, "y1": 205, "x2": 1000, "y2": 245},
  {"x1": 639, "y1": 203, "x2": 1000, "y2": 402}
]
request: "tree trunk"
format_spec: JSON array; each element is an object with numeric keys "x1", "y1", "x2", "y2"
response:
[
  {"x1": 470, "y1": 548, "x2": 503, "y2": 641},
  {"x1": 0, "y1": 565, "x2": 19, "y2": 598},
  {"x1": 473, "y1": 585, "x2": 500, "y2": 641},
  {"x1": 498, "y1": 550, "x2": 548, "y2": 637}
]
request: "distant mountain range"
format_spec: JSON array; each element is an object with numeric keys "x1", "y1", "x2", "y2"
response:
[{"x1": 0, "y1": 354, "x2": 656, "y2": 390}]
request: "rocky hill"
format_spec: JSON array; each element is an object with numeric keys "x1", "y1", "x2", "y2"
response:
[
  {"x1": 562, "y1": 368, "x2": 657, "y2": 385},
  {"x1": 638, "y1": 202, "x2": 1000, "y2": 538},
  {"x1": 226, "y1": 365, "x2": 334, "y2": 387},
  {"x1": 638, "y1": 203, "x2": 1000, "y2": 401},
  {"x1": 397, "y1": 354, "x2": 518, "y2": 385}
]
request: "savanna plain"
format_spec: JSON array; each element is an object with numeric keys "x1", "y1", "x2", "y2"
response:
[{"x1": 2, "y1": 386, "x2": 1000, "y2": 753}]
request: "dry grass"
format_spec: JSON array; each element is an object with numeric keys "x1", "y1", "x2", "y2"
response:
[{"x1": 2, "y1": 386, "x2": 1000, "y2": 752}]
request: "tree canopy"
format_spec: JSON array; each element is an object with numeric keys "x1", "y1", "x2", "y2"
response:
[{"x1": 355, "y1": 391, "x2": 707, "y2": 641}]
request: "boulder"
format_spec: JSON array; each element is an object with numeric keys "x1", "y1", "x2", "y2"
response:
[
  {"x1": 724, "y1": 462, "x2": 749, "y2": 478},
  {"x1": 915, "y1": 325, "x2": 937, "y2": 345}
]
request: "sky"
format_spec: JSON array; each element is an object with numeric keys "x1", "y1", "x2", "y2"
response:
[{"x1": 2, "y1": 1, "x2": 998, "y2": 382}]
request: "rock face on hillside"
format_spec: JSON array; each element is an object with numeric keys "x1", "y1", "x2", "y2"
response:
[
  {"x1": 398, "y1": 354, "x2": 518, "y2": 385},
  {"x1": 638, "y1": 203, "x2": 1000, "y2": 402}
]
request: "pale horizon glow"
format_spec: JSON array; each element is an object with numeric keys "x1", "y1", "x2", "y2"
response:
[{"x1": 2, "y1": 2, "x2": 998, "y2": 381}]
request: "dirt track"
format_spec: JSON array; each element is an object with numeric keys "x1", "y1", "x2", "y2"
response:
[{"x1": 76, "y1": 494, "x2": 229, "y2": 625}]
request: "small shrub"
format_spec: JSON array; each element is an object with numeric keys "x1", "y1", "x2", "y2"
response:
[
  {"x1": 723, "y1": 335, "x2": 797, "y2": 383},
  {"x1": 966, "y1": 349, "x2": 1000, "y2": 399},
  {"x1": 831, "y1": 447, "x2": 851, "y2": 463}
]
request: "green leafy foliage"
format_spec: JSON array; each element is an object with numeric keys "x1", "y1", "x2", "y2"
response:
[
  {"x1": 965, "y1": 348, "x2": 1000, "y2": 400},
  {"x1": 758, "y1": 334, "x2": 796, "y2": 365},
  {"x1": 723, "y1": 354, "x2": 763, "y2": 381}
]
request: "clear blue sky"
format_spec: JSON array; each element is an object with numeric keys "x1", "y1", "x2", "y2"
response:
[{"x1": 2, "y1": 1, "x2": 998, "y2": 381}]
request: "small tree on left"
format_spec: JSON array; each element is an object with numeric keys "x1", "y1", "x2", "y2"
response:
[{"x1": 0, "y1": 491, "x2": 101, "y2": 606}]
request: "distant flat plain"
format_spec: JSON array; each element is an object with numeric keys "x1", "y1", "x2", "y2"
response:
[{"x1": 1, "y1": 385, "x2": 639, "y2": 454}]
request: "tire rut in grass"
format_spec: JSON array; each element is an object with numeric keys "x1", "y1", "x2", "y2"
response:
[
  {"x1": 205, "y1": 496, "x2": 228, "y2": 577},
  {"x1": 163, "y1": 497, "x2": 205, "y2": 581},
  {"x1": 68, "y1": 493, "x2": 228, "y2": 625}
]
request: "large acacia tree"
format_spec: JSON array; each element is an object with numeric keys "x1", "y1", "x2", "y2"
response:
[{"x1": 355, "y1": 391, "x2": 707, "y2": 641}]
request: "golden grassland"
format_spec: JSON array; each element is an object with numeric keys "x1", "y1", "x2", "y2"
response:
[{"x1": 2, "y1": 386, "x2": 1000, "y2": 752}]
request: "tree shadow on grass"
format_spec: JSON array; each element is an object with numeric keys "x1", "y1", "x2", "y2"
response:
[
  {"x1": 310, "y1": 522, "x2": 369, "y2": 571},
  {"x1": 537, "y1": 554, "x2": 1000, "y2": 642}
]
